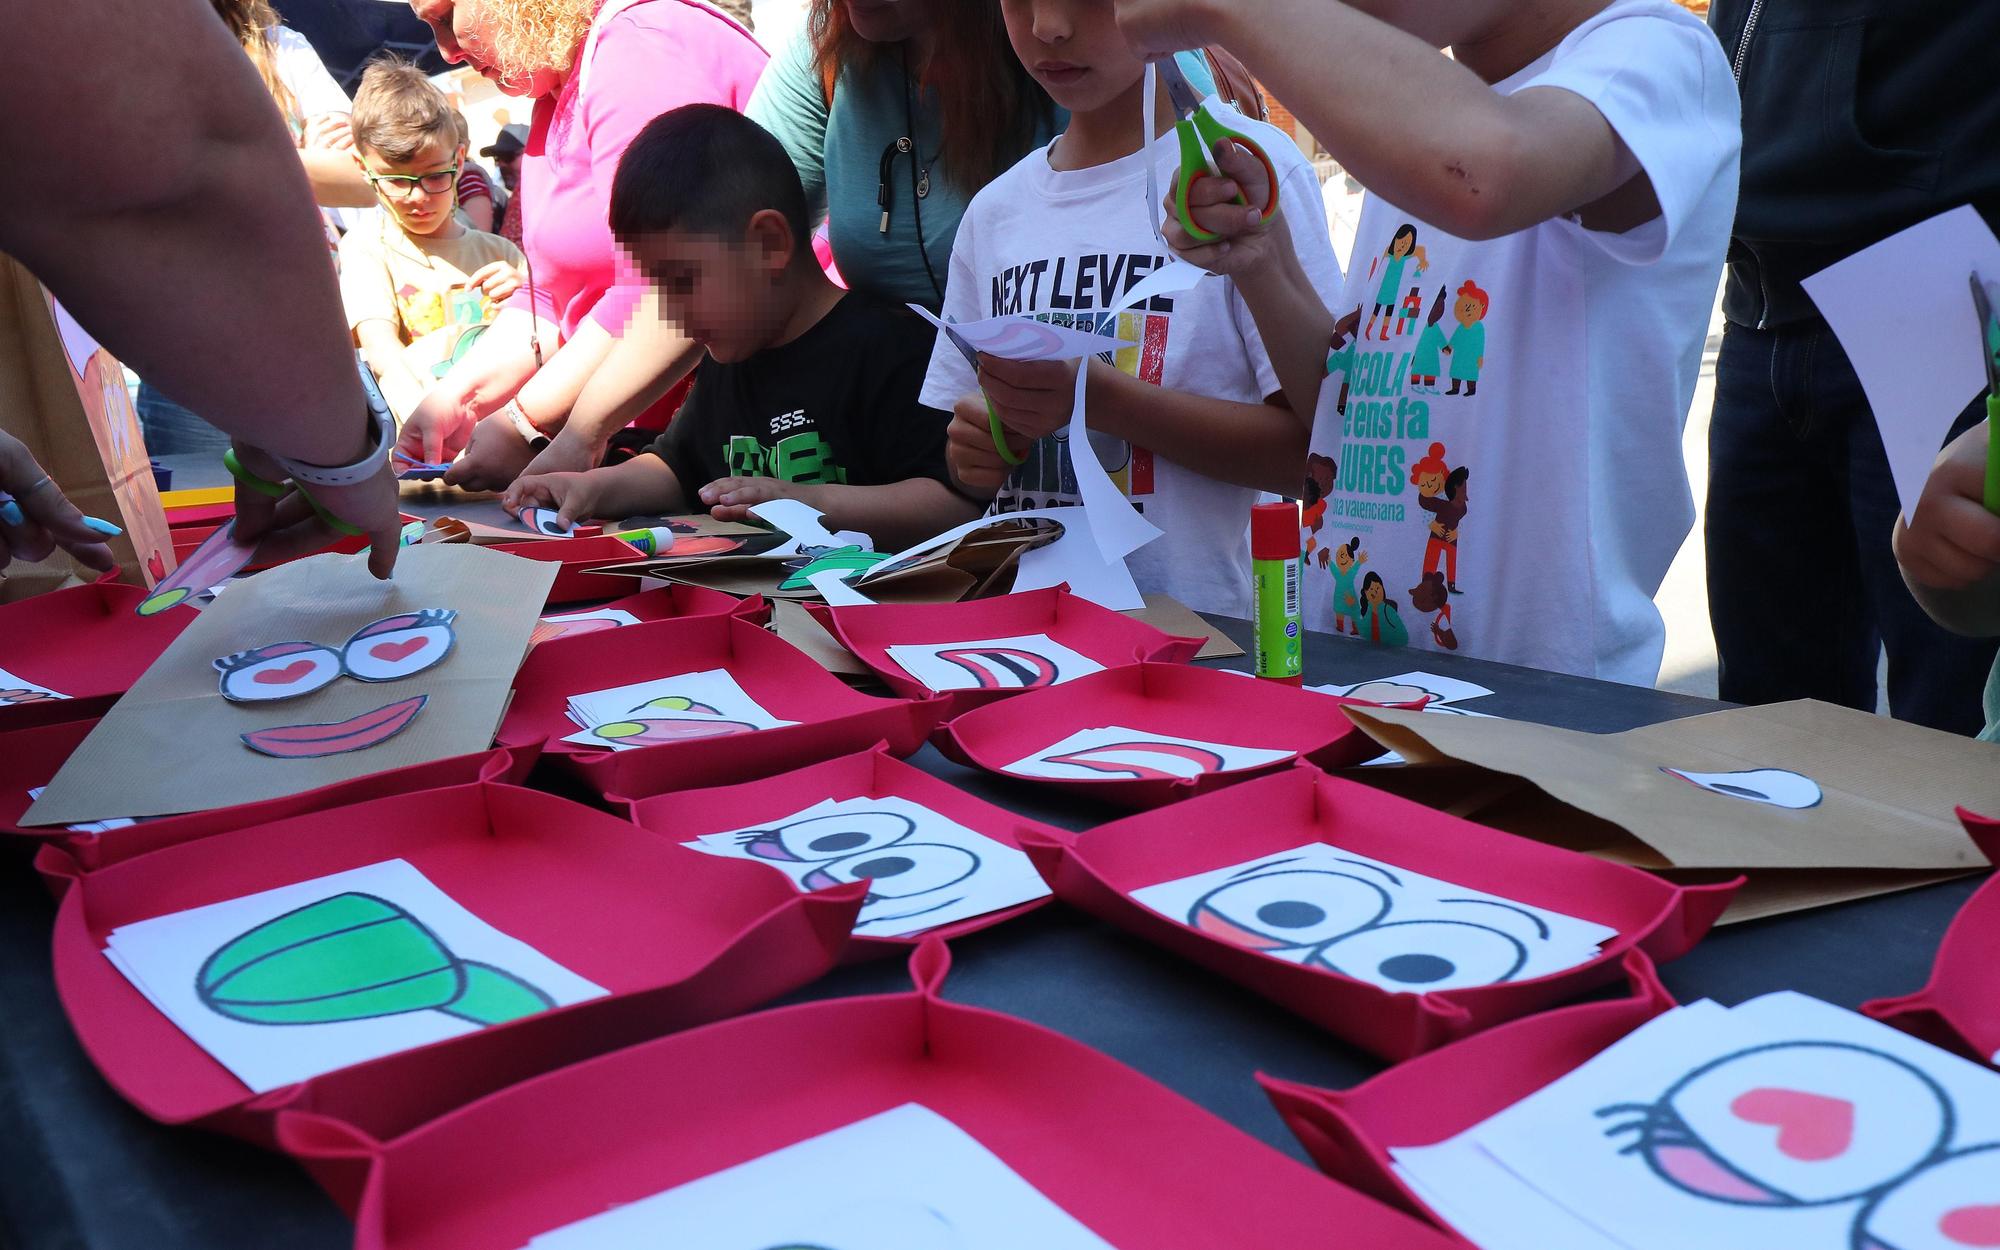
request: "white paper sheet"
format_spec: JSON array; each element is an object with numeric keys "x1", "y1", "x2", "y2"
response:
[
  {"x1": 1318, "y1": 671, "x2": 1495, "y2": 707},
  {"x1": 907, "y1": 305, "x2": 1136, "y2": 361},
  {"x1": 808, "y1": 566, "x2": 875, "y2": 606},
  {"x1": 1003, "y1": 725, "x2": 1293, "y2": 782},
  {"x1": 105, "y1": 858, "x2": 605, "y2": 1093},
  {"x1": 861, "y1": 506, "x2": 1144, "y2": 611},
  {"x1": 1130, "y1": 842, "x2": 1614, "y2": 993},
  {"x1": 526, "y1": 1103, "x2": 1115, "y2": 1249},
  {"x1": 0, "y1": 665, "x2": 69, "y2": 706},
  {"x1": 747, "y1": 498, "x2": 868, "y2": 559},
  {"x1": 561, "y1": 669, "x2": 797, "y2": 752},
  {"x1": 1802, "y1": 205, "x2": 2000, "y2": 526},
  {"x1": 884, "y1": 633, "x2": 1104, "y2": 693},
  {"x1": 682, "y1": 795, "x2": 1049, "y2": 937}
]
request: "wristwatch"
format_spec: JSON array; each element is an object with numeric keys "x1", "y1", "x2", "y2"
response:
[
  {"x1": 499, "y1": 397, "x2": 552, "y2": 451},
  {"x1": 273, "y1": 356, "x2": 396, "y2": 487}
]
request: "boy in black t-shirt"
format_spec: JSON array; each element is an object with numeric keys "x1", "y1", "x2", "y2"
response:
[{"x1": 506, "y1": 105, "x2": 977, "y2": 548}]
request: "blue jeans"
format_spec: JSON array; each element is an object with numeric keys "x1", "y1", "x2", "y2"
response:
[
  {"x1": 1705, "y1": 320, "x2": 1998, "y2": 733},
  {"x1": 135, "y1": 381, "x2": 231, "y2": 456}
]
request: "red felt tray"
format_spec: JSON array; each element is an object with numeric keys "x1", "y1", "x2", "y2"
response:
[
  {"x1": 1862, "y1": 807, "x2": 2000, "y2": 1062},
  {"x1": 170, "y1": 518, "x2": 409, "y2": 571},
  {"x1": 51, "y1": 781, "x2": 862, "y2": 1146},
  {"x1": 0, "y1": 581, "x2": 191, "y2": 731},
  {"x1": 1260, "y1": 952, "x2": 1676, "y2": 1235},
  {"x1": 943, "y1": 661, "x2": 1382, "y2": 808},
  {"x1": 499, "y1": 614, "x2": 942, "y2": 800},
  {"x1": 1020, "y1": 765, "x2": 1734, "y2": 1060},
  {"x1": 809, "y1": 585, "x2": 1203, "y2": 714},
  {"x1": 621, "y1": 744, "x2": 1058, "y2": 957},
  {"x1": 276, "y1": 941, "x2": 1469, "y2": 1248},
  {"x1": 491, "y1": 535, "x2": 646, "y2": 605},
  {"x1": 527, "y1": 582, "x2": 760, "y2": 651},
  {"x1": 3, "y1": 715, "x2": 531, "y2": 877}
]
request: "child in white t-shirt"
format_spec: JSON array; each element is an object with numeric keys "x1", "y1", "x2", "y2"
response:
[
  {"x1": 918, "y1": 4, "x2": 1344, "y2": 618},
  {"x1": 1123, "y1": 0, "x2": 1740, "y2": 682}
]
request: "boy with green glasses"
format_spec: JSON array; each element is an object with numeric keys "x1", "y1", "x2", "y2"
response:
[{"x1": 338, "y1": 58, "x2": 525, "y2": 422}]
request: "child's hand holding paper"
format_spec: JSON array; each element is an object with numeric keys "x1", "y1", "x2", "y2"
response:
[
  {"x1": 1895, "y1": 424, "x2": 2000, "y2": 592},
  {"x1": 978, "y1": 354, "x2": 1084, "y2": 442},
  {"x1": 698, "y1": 475, "x2": 806, "y2": 522},
  {"x1": 507, "y1": 471, "x2": 608, "y2": 530}
]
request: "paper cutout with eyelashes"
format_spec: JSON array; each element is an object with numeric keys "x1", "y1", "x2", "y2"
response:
[
  {"x1": 240, "y1": 694, "x2": 428, "y2": 758},
  {"x1": 685, "y1": 796, "x2": 1048, "y2": 937},
  {"x1": 1133, "y1": 843, "x2": 1615, "y2": 993},
  {"x1": 529, "y1": 608, "x2": 644, "y2": 648},
  {"x1": 0, "y1": 664, "x2": 69, "y2": 705},
  {"x1": 1003, "y1": 726, "x2": 1294, "y2": 783},
  {"x1": 1663, "y1": 768, "x2": 1824, "y2": 810},
  {"x1": 518, "y1": 507, "x2": 576, "y2": 538},
  {"x1": 561, "y1": 670, "x2": 797, "y2": 753},
  {"x1": 521, "y1": 1103, "x2": 1113, "y2": 1250},
  {"x1": 215, "y1": 610, "x2": 458, "y2": 702},
  {"x1": 884, "y1": 634, "x2": 1106, "y2": 694},
  {"x1": 103, "y1": 858, "x2": 607, "y2": 1094}
]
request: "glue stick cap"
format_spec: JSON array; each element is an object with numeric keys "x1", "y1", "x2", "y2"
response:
[{"x1": 1251, "y1": 502, "x2": 1299, "y2": 561}]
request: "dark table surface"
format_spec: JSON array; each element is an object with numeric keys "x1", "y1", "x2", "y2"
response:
[{"x1": 0, "y1": 474, "x2": 1978, "y2": 1249}]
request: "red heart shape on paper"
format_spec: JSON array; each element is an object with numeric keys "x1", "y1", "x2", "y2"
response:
[
  {"x1": 254, "y1": 660, "x2": 317, "y2": 686},
  {"x1": 1729, "y1": 1088, "x2": 1854, "y2": 1161},
  {"x1": 369, "y1": 638, "x2": 427, "y2": 663},
  {"x1": 1941, "y1": 1205, "x2": 2000, "y2": 1246}
]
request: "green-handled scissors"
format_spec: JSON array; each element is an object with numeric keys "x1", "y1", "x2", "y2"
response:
[
  {"x1": 1159, "y1": 57, "x2": 1279, "y2": 245},
  {"x1": 942, "y1": 317, "x2": 1025, "y2": 467},
  {"x1": 223, "y1": 449, "x2": 364, "y2": 537},
  {"x1": 1974, "y1": 272, "x2": 2000, "y2": 515}
]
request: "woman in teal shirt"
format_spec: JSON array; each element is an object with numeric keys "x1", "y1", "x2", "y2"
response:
[{"x1": 749, "y1": 1, "x2": 1059, "y2": 311}]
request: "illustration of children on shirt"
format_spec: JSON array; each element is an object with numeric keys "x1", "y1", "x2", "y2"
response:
[
  {"x1": 1363, "y1": 225, "x2": 1428, "y2": 342},
  {"x1": 1411, "y1": 443, "x2": 1470, "y2": 594},
  {"x1": 1441, "y1": 280, "x2": 1489, "y2": 396},
  {"x1": 1408, "y1": 286, "x2": 1450, "y2": 392},
  {"x1": 1327, "y1": 536, "x2": 1368, "y2": 635},
  {"x1": 1301, "y1": 452, "x2": 1337, "y2": 568},
  {"x1": 1356, "y1": 571, "x2": 1409, "y2": 646}
]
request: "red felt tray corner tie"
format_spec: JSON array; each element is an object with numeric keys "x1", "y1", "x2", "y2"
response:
[
  {"x1": 1022, "y1": 764, "x2": 1734, "y2": 1060},
  {"x1": 49, "y1": 781, "x2": 862, "y2": 1150},
  {"x1": 1862, "y1": 806, "x2": 2000, "y2": 1064},
  {"x1": 278, "y1": 941, "x2": 1469, "y2": 1250}
]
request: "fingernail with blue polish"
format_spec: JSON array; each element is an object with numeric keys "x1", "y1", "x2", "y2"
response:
[
  {"x1": 0, "y1": 501, "x2": 23, "y2": 527},
  {"x1": 81, "y1": 516, "x2": 123, "y2": 536}
]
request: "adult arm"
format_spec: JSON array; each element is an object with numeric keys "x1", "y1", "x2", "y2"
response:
[
  {"x1": 746, "y1": 27, "x2": 833, "y2": 223},
  {"x1": 525, "y1": 285, "x2": 704, "y2": 477}
]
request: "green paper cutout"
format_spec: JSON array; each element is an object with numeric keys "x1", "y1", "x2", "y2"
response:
[
  {"x1": 196, "y1": 891, "x2": 554, "y2": 1028},
  {"x1": 778, "y1": 545, "x2": 889, "y2": 591}
]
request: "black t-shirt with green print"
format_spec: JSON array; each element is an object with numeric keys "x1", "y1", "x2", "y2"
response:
[{"x1": 646, "y1": 292, "x2": 946, "y2": 494}]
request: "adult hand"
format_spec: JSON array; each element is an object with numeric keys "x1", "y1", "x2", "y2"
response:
[
  {"x1": 301, "y1": 112, "x2": 355, "y2": 152},
  {"x1": 1113, "y1": 0, "x2": 1231, "y2": 60},
  {"x1": 442, "y1": 414, "x2": 537, "y2": 492},
  {"x1": 697, "y1": 476, "x2": 801, "y2": 522},
  {"x1": 519, "y1": 428, "x2": 605, "y2": 481},
  {"x1": 396, "y1": 380, "x2": 482, "y2": 465},
  {"x1": 0, "y1": 432, "x2": 115, "y2": 573},
  {"x1": 945, "y1": 395, "x2": 1027, "y2": 498},
  {"x1": 977, "y1": 354, "x2": 1078, "y2": 442},
  {"x1": 1161, "y1": 138, "x2": 1285, "y2": 276},
  {"x1": 466, "y1": 260, "x2": 523, "y2": 305},
  {"x1": 1893, "y1": 425, "x2": 2000, "y2": 591},
  {"x1": 228, "y1": 441, "x2": 401, "y2": 579},
  {"x1": 506, "y1": 470, "x2": 606, "y2": 529}
]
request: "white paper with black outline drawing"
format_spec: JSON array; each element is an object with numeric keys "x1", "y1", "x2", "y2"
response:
[
  {"x1": 1395, "y1": 993, "x2": 2000, "y2": 1250},
  {"x1": 517, "y1": 507, "x2": 576, "y2": 538},
  {"x1": 859, "y1": 506, "x2": 1144, "y2": 612},
  {"x1": 746, "y1": 499, "x2": 871, "y2": 560},
  {"x1": 561, "y1": 669, "x2": 797, "y2": 752},
  {"x1": 524, "y1": 1102, "x2": 1116, "y2": 1249},
  {"x1": 683, "y1": 795, "x2": 1049, "y2": 937},
  {"x1": 1131, "y1": 843, "x2": 1615, "y2": 993},
  {"x1": 213, "y1": 609, "x2": 459, "y2": 703},
  {"x1": 907, "y1": 304, "x2": 1137, "y2": 362},
  {"x1": 884, "y1": 634, "x2": 1106, "y2": 694},
  {"x1": 1316, "y1": 672, "x2": 1496, "y2": 708},
  {"x1": 0, "y1": 664, "x2": 69, "y2": 706},
  {"x1": 1003, "y1": 726, "x2": 1293, "y2": 783},
  {"x1": 25, "y1": 787, "x2": 138, "y2": 835},
  {"x1": 1661, "y1": 768, "x2": 1824, "y2": 810},
  {"x1": 104, "y1": 858, "x2": 605, "y2": 1094}
]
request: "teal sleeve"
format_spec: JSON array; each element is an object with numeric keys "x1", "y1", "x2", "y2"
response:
[{"x1": 747, "y1": 27, "x2": 829, "y2": 223}]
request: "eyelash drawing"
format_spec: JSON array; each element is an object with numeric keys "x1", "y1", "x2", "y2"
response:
[{"x1": 215, "y1": 610, "x2": 458, "y2": 702}]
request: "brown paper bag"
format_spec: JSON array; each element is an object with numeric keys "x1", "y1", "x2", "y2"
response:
[
  {"x1": 1128, "y1": 593, "x2": 1244, "y2": 660},
  {"x1": 1346, "y1": 699, "x2": 2000, "y2": 922},
  {"x1": 0, "y1": 255, "x2": 172, "y2": 592},
  {"x1": 25, "y1": 544, "x2": 555, "y2": 824}
]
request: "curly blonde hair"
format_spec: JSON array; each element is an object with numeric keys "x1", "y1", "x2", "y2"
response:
[{"x1": 474, "y1": 0, "x2": 596, "y2": 86}]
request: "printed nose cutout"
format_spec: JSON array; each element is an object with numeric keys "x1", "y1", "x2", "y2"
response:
[
  {"x1": 1941, "y1": 1204, "x2": 2000, "y2": 1246},
  {"x1": 254, "y1": 660, "x2": 317, "y2": 686},
  {"x1": 1729, "y1": 1087, "x2": 1855, "y2": 1161},
  {"x1": 369, "y1": 637, "x2": 428, "y2": 664}
]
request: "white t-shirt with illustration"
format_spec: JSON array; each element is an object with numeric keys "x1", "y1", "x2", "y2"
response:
[
  {"x1": 919, "y1": 104, "x2": 1344, "y2": 618},
  {"x1": 1302, "y1": 0, "x2": 1739, "y2": 684}
]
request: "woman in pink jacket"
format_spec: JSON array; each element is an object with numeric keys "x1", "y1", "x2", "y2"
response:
[{"x1": 398, "y1": 0, "x2": 766, "y2": 488}]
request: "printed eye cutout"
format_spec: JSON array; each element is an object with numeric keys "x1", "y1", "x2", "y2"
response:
[
  {"x1": 1311, "y1": 919, "x2": 1529, "y2": 991},
  {"x1": 340, "y1": 610, "x2": 458, "y2": 683},
  {"x1": 1857, "y1": 1144, "x2": 2000, "y2": 1250},
  {"x1": 935, "y1": 647, "x2": 1063, "y2": 690},
  {"x1": 736, "y1": 811, "x2": 917, "y2": 864},
  {"x1": 214, "y1": 642, "x2": 343, "y2": 703},
  {"x1": 1187, "y1": 866, "x2": 1392, "y2": 954},
  {"x1": 1598, "y1": 1043, "x2": 1951, "y2": 1209},
  {"x1": 519, "y1": 507, "x2": 575, "y2": 538},
  {"x1": 1041, "y1": 741, "x2": 1229, "y2": 781},
  {"x1": 1662, "y1": 767, "x2": 1823, "y2": 810},
  {"x1": 800, "y1": 842, "x2": 980, "y2": 900}
]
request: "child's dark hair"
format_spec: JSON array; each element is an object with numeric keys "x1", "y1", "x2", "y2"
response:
[
  {"x1": 1361, "y1": 570, "x2": 1396, "y2": 610},
  {"x1": 1445, "y1": 465, "x2": 1469, "y2": 501},
  {"x1": 1387, "y1": 224, "x2": 1418, "y2": 256},
  {"x1": 609, "y1": 104, "x2": 810, "y2": 250},
  {"x1": 1343, "y1": 537, "x2": 1361, "y2": 558}
]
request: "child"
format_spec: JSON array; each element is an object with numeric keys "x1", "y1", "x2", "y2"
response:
[
  {"x1": 1893, "y1": 425, "x2": 2000, "y2": 740},
  {"x1": 920, "y1": 1, "x2": 1345, "y2": 618},
  {"x1": 338, "y1": 59, "x2": 526, "y2": 422},
  {"x1": 505, "y1": 105, "x2": 976, "y2": 550},
  {"x1": 1126, "y1": 0, "x2": 1740, "y2": 682}
]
